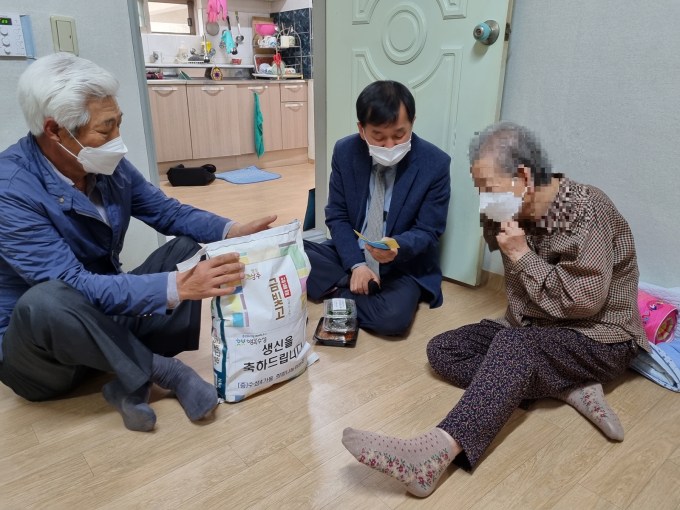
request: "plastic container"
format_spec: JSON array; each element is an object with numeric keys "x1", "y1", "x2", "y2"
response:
[
  {"x1": 314, "y1": 318, "x2": 358, "y2": 347},
  {"x1": 255, "y1": 23, "x2": 277, "y2": 36},
  {"x1": 638, "y1": 291, "x2": 678, "y2": 344},
  {"x1": 323, "y1": 298, "x2": 357, "y2": 333}
]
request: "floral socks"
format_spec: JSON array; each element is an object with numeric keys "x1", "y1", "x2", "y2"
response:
[
  {"x1": 556, "y1": 381, "x2": 624, "y2": 441},
  {"x1": 342, "y1": 427, "x2": 459, "y2": 497}
]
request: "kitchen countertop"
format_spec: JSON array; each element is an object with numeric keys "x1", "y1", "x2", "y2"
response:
[{"x1": 147, "y1": 78, "x2": 307, "y2": 85}]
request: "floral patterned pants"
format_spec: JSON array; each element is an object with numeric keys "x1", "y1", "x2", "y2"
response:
[{"x1": 427, "y1": 320, "x2": 639, "y2": 471}]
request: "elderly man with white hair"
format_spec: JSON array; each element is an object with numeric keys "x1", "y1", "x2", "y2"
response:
[{"x1": 0, "y1": 53, "x2": 276, "y2": 431}]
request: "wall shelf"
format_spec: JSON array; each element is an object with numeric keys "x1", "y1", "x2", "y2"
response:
[{"x1": 145, "y1": 63, "x2": 254, "y2": 69}]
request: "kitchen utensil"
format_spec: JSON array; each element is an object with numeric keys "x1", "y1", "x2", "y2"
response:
[
  {"x1": 235, "y1": 12, "x2": 244, "y2": 44},
  {"x1": 272, "y1": 53, "x2": 284, "y2": 76},
  {"x1": 178, "y1": 41, "x2": 188, "y2": 62},
  {"x1": 206, "y1": 41, "x2": 212, "y2": 53},
  {"x1": 255, "y1": 23, "x2": 277, "y2": 36},
  {"x1": 255, "y1": 54, "x2": 275, "y2": 73},
  {"x1": 205, "y1": 21, "x2": 220, "y2": 36}
]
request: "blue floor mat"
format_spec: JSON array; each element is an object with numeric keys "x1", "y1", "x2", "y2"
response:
[{"x1": 215, "y1": 166, "x2": 281, "y2": 184}]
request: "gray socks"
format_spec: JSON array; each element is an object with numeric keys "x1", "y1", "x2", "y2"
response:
[
  {"x1": 103, "y1": 379, "x2": 156, "y2": 432},
  {"x1": 150, "y1": 354, "x2": 218, "y2": 421}
]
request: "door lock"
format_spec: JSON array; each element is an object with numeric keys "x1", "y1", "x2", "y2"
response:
[{"x1": 473, "y1": 20, "x2": 500, "y2": 46}]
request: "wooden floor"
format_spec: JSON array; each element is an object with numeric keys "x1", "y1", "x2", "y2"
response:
[
  {"x1": 2, "y1": 163, "x2": 680, "y2": 509},
  {"x1": 160, "y1": 163, "x2": 317, "y2": 230}
]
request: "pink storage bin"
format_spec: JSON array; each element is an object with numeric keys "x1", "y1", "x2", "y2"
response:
[{"x1": 638, "y1": 291, "x2": 678, "y2": 344}]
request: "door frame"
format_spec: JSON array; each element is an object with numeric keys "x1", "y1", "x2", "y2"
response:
[
  {"x1": 127, "y1": 0, "x2": 167, "y2": 250},
  {"x1": 312, "y1": 0, "x2": 329, "y2": 237}
]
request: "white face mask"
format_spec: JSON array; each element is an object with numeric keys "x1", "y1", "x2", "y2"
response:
[
  {"x1": 479, "y1": 181, "x2": 527, "y2": 223},
  {"x1": 362, "y1": 128, "x2": 411, "y2": 167},
  {"x1": 59, "y1": 132, "x2": 128, "y2": 175}
]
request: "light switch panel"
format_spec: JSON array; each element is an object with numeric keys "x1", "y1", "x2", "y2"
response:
[{"x1": 50, "y1": 15, "x2": 78, "y2": 55}]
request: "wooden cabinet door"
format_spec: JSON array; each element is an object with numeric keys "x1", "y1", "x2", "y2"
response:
[
  {"x1": 280, "y1": 102, "x2": 308, "y2": 150},
  {"x1": 186, "y1": 85, "x2": 241, "y2": 159},
  {"x1": 237, "y1": 83, "x2": 283, "y2": 155},
  {"x1": 280, "y1": 83, "x2": 307, "y2": 103},
  {"x1": 147, "y1": 85, "x2": 193, "y2": 162}
]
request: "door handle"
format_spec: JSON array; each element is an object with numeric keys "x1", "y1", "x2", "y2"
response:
[
  {"x1": 201, "y1": 86, "x2": 224, "y2": 91},
  {"x1": 284, "y1": 85, "x2": 302, "y2": 90},
  {"x1": 473, "y1": 20, "x2": 500, "y2": 46},
  {"x1": 248, "y1": 86, "x2": 268, "y2": 91},
  {"x1": 152, "y1": 86, "x2": 178, "y2": 91},
  {"x1": 284, "y1": 103, "x2": 304, "y2": 108}
]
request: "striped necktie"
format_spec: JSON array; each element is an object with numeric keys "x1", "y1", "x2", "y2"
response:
[{"x1": 364, "y1": 164, "x2": 387, "y2": 275}]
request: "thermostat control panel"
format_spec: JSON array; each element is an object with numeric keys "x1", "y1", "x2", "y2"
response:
[{"x1": 0, "y1": 13, "x2": 26, "y2": 56}]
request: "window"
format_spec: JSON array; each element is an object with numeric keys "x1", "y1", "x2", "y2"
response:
[{"x1": 147, "y1": 0, "x2": 195, "y2": 35}]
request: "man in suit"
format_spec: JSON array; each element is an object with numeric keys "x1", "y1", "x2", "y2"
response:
[{"x1": 305, "y1": 81, "x2": 451, "y2": 335}]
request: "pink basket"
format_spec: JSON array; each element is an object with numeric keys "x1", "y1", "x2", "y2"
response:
[{"x1": 637, "y1": 291, "x2": 678, "y2": 344}]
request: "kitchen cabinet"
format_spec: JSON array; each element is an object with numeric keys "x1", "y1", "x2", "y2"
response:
[
  {"x1": 186, "y1": 84, "x2": 241, "y2": 159},
  {"x1": 280, "y1": 83, "x2": 307, "y2": 103},
  {"x1": 147, "y1": 85, "x2": 193, "y2": 163},
  {"x1": 280, "y1": 101, "x2": 308, "y2": 150},
  {"x1": 237, "y1": 83, "x2": 283, "y2": 154}
]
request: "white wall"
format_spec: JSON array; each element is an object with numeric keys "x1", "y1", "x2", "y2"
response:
[
  {"x1": 142, "y1": 9, "x2": 260, "y2": 67},
  {"x1": 271, "y1": 0, "x2": 312, "y2": 12},
  {"x1": 485, "y1": 0, "x2": 680, "y2": 288},
  {"x1": 0, "y1": 0, "x2": 160, "y2": 270},
  {"x1": 140, "y1": 0, "x2": 313, "y2": 67}
]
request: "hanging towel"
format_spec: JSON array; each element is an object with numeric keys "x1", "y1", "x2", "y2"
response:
[
  {"x1": 221, "y1": 29, "x2": 236, "y2": 54},
  {"x1": 254, "y1": 91, "x2": 265, "y2": 158}
]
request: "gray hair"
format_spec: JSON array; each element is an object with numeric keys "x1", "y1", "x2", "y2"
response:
[
  {"x1": 17, "y1": 52, "x2": 119, "y2": 136},
  {"x1": 469, "y1": 121, "x2": 553, "y2": 186}
]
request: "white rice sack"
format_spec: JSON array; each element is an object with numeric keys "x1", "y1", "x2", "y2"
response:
[{"x1": 179, "y1": 220, "x2": 318, "y2": 402}]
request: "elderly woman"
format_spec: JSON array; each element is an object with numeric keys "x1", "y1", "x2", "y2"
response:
[
  {"x1": 0, "y1": 53, "x2": 276, "y2": 430},
  {"x1": 341, "y1": 122, "x2": 649, "y2": 497}
]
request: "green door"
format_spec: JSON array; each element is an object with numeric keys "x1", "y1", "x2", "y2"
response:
[{"x1": 326, "y1": 0, "x2": 513, "y2": 285}]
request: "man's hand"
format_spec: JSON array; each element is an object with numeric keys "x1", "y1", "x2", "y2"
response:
[
  {"x1": 496, "y1": 221, "x2": 531, "y2": 263},
  {"x1": 227, "y1": 215, "x2": 278, "y2": 239},
  {"x1": 351, "y1": 265, "x2": 380, "y2": 295},
  {"x1": 365, "y1": 238, "x2": 398, "y2": 264},
  {"x1": 176, "y1": 253, "x2": 245, "y2": 301}
]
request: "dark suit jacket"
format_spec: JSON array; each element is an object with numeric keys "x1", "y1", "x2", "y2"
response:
[{"x1": 325, "y1": 133, "x2": 451, "y2": 308}]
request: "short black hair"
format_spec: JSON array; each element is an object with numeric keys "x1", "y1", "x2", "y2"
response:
[
  {"x1": 469, "y1": 121, "x2": 553, "y2": 186},
  {"x1": 356, "y1": 80, "x2": 416, "y2": 127}
]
